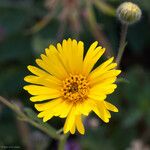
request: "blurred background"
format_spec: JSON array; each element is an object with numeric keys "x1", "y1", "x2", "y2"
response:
[{"x1": 0, "y1": 0, "x2": 150, "y2": 149}]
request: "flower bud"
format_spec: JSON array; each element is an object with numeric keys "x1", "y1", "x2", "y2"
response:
[{"x1": 116, "y1": 2, "x2": 142, "y2": 25}]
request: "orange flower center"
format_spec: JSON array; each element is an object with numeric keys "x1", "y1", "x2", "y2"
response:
[{"x1": 62, "y1": 75, "x2": 89, "y2": 103}]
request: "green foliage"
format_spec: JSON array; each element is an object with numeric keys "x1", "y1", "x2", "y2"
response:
[{"x1": 0, "y1": 0, "x2": 150, "y2": 149}]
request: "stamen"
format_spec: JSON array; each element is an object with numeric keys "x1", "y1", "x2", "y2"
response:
[{"x1": 61, "y1": 75, "x2": 89, "y2": 103}]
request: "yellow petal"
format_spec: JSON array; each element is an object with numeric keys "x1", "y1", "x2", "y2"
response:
[
  {"x1": 63, "y1": 106, "x2": 76, "y2": 134},
  {"x1": 43, "y1": 114, "x2": 53, "y2": 122},
  {"x1": 45, "y1": 44, "x2": 57, "y2": 57},
  {"x1": 89, "y1": 69, "x2": 121, "y2": 85},
  {"x1": 77, "y1": 41, "x2": 84, "y2": 72},
  {"x1": 76, "y1": 100, "x2": 93, "y2": 116},
  {"x1": 30, "y1": 95, "x2": 60, "y2": 102},
  {"x1": 105, "y1": 101, "x2": 119, "y2": 112},
  {"x1": 59, "y1": 102, "x2": 73, "y2": 118},
  {"x1": 75, "y1": 115, "x2": 85, "y2": 134},
  {"x1": 89, "y1": 57, "x2": 115, "y2": 80},
  {"x1": 90, "y1": 84, "x2": 117, "y2": 97},
  {"x1": 27, "y1": 65, "x2": 49, "y2": 77},
  {"x1": 48, "y1": 101, "x2": 73, "y2": 118},
  {"x1": 91, "y1": 101, "x2": 110, "y2": 123},
  {"x1": 82, "y1": 41, "x2": 105, "y2": 76},
  {"x1": 37, "y1": 110, "x2": 53, "y2": 122},
  {"x1": 36, "y1": 51, "x2": 68, "y2": 80},
  {"x1": 70, "y1": 124, "x2": 76, "y2": 134},
  {"x1": 38, "y1": 110, "x2": 50, "y2": 118},
  {"x1": 88, "y1": 94, "x2": 106, "y2": 101},
  {"x1": 37, "y1": 98, "x2": 63, "y2": 118},
  {"x1": 35, "y1": 98, "x2": 63, "y2": 111},
  {"x1": 105, "y1": 109, "x2": 111, "y2": 119},
  {"x1": 57, "y1": 39, "x2": 84, "y2": 74},
  {"x1": 105, "y1": 63, "x2": 117, "y2": 71},
  {"x1": 36, "y1": 98, "x2": 72, "y2": 120},
  {"x1": 24, "y1": 75, "x2": 61, "y2": 89},
  {"x1": 23, "y1": 85, "x2": 60, "y2": 96}
]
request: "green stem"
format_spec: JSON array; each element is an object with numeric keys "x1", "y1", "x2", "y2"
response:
[
  {"x1": 23, "y1": 117, "x2": 60, "y2": 140},
  {"x1": 58, "y1": 133, "x2": 69, "y2": 150},
  {"x1": 0, "y1": 96, "x2": 60, "y2": 140},
  {"x1": 57, "y1": 128, "x2": 63, "y2": 134},
  {"x1": 0, "y1": 96, "x2": 70, "y2": 149},
  {"x1": 0, "y1": 96, "x2": 20, "y2": 114},
  {"x1": 116, "y1": 23, "x2": 128, "y2": 67}
]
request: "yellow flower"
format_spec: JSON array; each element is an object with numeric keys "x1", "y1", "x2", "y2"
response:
[{"x1": 24, "y1": 39, "x2": 121, "y2": 134}]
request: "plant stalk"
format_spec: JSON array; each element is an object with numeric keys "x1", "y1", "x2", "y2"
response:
[
  {"x1": 0, "y1": 96, "x2": 60, "y2": 140},
  {"x1": 58, "y1": 133, "x2": 69, "y2": 150},
  {"x1": 116, "y1": 23, "x2": 128, "y2": 67}
]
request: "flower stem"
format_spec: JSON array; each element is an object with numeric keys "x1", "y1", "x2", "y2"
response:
[
  {"x1": 58, "y1": 133, "x2": 69, "y2": 150},
  {"x1": 0, "y1": 96, "x2": 70, "y2": 148},
  {"x1": 116, "y1": 23, "x2": 128, "y2": 67},
  {"x1": 57, "y1": 128, "x2": 63, "y2": 134},
  {"x1": 0, "y1": 96, "x2": 60, "y2": 140}
]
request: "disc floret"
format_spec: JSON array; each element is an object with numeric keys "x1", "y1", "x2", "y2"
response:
[{"x1": 62, "y1": 74, "x2": 89, "y2": 103}]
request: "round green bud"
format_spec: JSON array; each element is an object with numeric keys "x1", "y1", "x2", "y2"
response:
[{"x1": 116, "y1": 2, "x2": 142, "y2": 25}]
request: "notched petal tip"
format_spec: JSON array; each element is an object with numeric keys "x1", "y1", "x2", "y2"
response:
[
  {"x1": 94, "y1": 40, "x2": 98, "y2": 44},
  {"x1": 70, "y1": 127, "x2": 76, "y2": 134},
  {"x1": 72, "y1": 39, "x2": 78, "y2": 43},
  {"x1": 67, "y1": 38, "x2": 72, "y2": 42},
  {"x1": 63, "y1": 127, "x2": 69, "y2": 134},
  {"x1": 24, "y1": 76, "x2": 28, "y2": 82},
  {"x1": 43, "y1": 117, "x2": 49, "y2": 122},
  {"x1": 78, "y1": 41, "x2": 84, "y2": 46},
  {"x1": 27, "y1": 65, "x2": 33, "y2": 71},
  {"x1": 30, "y1": 96, "x2": 39, "y2": 102},
  {"x1": 104, "y1": 118, "x2": 110, "y2": 123},
  {"x1": 114, "y1": 107, "x2": 119, "y2": 112},
  {"x1": 93, "y1": 41, "x2": 98, "y2": 47},
  {"x1": 102, "y1": 47, "x2": 106, "y2": 52},
  {"x1": 35, "y1": 58, "x2": 42, "y2": 64},
  {"x1": 117, "y1": 70, "x2": 122, "y2": 74},
  {"x1": 62, "y1": 39, "x2": 67, "y2": 43},
  {"x1": 78, "y1": 129, "x2": 85, "y2": 135},
  {"x1": 110, "y1": 57, "x2": 114, "y2": 62},
  {"x1": 105, "y1": 101, "x2": 119, "y2": 113},
  {"x1": 37, "y1": 112, "x2": 44, "y2": 118},
  {"x1": 23, "y1": 85, "x2": 28, "y2": 90},
  {"x1": 48, "y1": 44, "x2": 56, "y2": 50},
  {"x1": 40, "y1": 54, "x2": 47, "y2": 60},
  {"x1": 43, "y1": 118, "x2": 47, "y2": 122},
  {"x1": 27, "y1": 65, "x2": 31, "y2": 68},
  {"x1": 34, "y1": 104, "x2": 39, "y2": 110},
  {"x1": 29, "y1": 97, "x2": 34, "y2": 102},
  {"x1": 112, "y1": 84, "x2": 117, "y2": 89},
  {"x1": 24, "y1": 76, "x2": 33, "y2": 82}
]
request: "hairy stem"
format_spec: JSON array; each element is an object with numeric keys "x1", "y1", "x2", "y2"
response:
[
  {"x1": 116, "y1": 23, "x2": 128, "y2": 67},
  {"x1": 0, "y1": 96, "x2": 60, "y2": 140},
  {"x1": 58, "y1": 133, "x2": 69, "y2": 150},
  {"x1": 57, "y1": 128, "x2": 63, "y2": 134}
]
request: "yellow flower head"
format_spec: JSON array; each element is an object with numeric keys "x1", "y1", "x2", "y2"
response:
[{"x1": 24, "y1": 39, "x2": 121, "y2": 134}]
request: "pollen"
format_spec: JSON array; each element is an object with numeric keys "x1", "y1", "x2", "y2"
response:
[{"x1": 62, "y1": 74, "x2": 89, "y2": 103}]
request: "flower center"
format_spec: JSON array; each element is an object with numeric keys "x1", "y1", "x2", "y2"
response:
[{"x1": 62, "y1": 75, "x2": 89, "y2": 103}]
